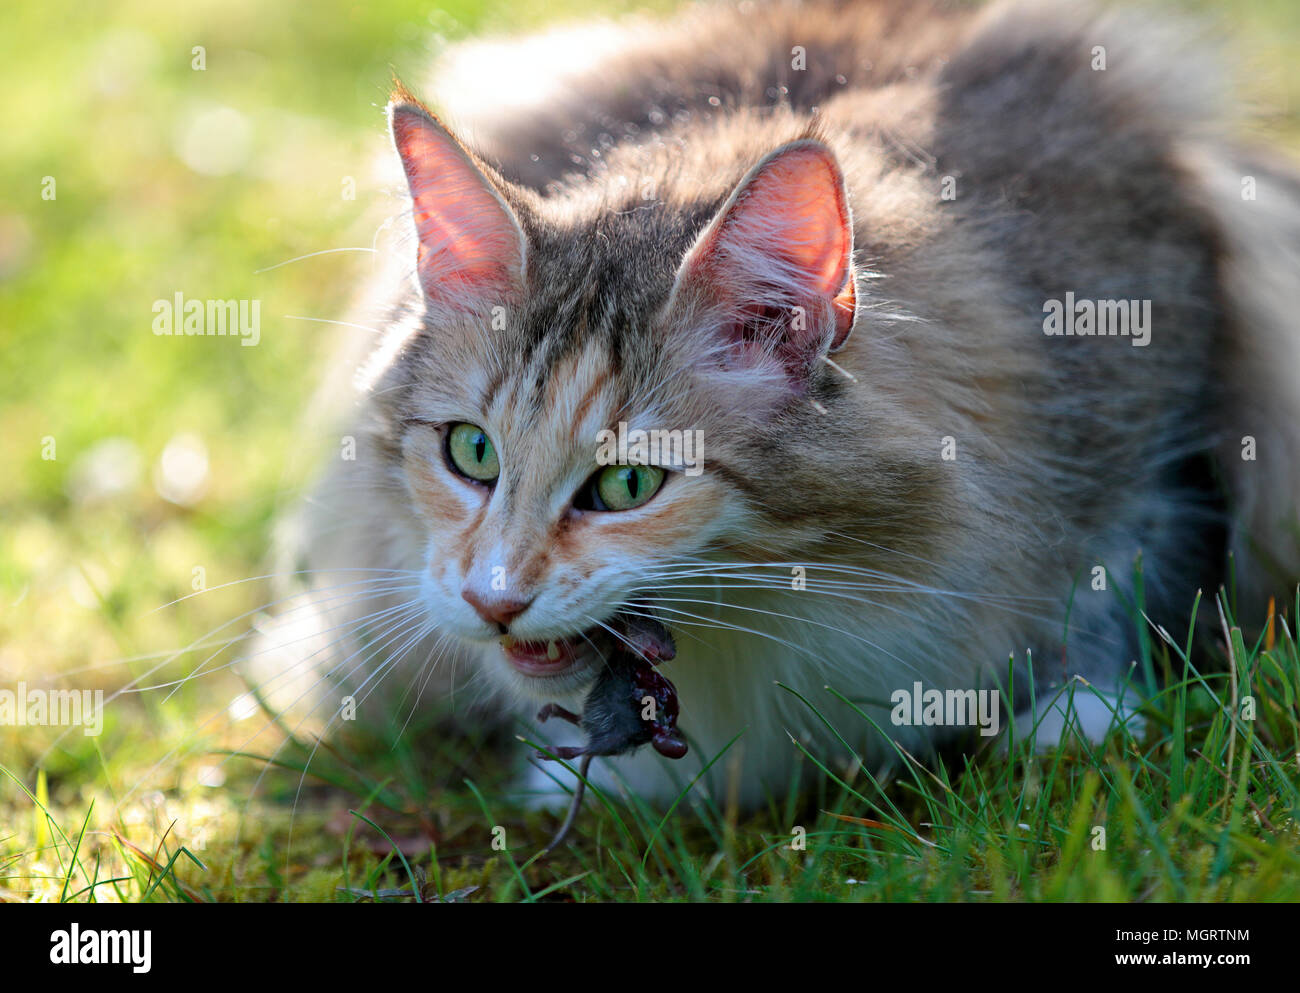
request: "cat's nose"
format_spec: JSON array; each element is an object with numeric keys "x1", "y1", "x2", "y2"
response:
[{"x1": 461, "y1": 589, "x2": 532, "y2": 632}]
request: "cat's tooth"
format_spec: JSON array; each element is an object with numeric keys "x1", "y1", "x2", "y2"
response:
[
  {"x1": 546, "y1": 640, "x2": 561, "y2": 661},
  {"x1": 501, "y1": 635, "x2": 516, "y2": 650}
]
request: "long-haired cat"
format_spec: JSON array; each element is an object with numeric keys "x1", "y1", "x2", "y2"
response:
[{"x1": 252, "y1": 0, "x2": 1300, "y2": 809}]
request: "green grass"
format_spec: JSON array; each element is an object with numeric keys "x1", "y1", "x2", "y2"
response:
[
  {"x1": 2, "y1": 0, "x2": 1299, "y2": 903},
  {"x1": 5, "y1": 586, "x2": 1299, "y2": 902}
]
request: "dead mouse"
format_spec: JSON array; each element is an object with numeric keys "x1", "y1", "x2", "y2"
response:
[{"x1": 535, "y1": 612, "x2": 687, "y2": 850}]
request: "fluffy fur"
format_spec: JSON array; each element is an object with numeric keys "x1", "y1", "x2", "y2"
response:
[{"x1": 252, "y1": 0, "x2": 1300, "y2": 808}]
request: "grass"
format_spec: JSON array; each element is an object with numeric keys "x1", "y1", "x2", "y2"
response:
[
  {"x1": 2, "y1": 0, "x2": 1299, "y2": 903},
  {"x1": 5, "y1": 585, "x2": 1299, "y2": 902}
]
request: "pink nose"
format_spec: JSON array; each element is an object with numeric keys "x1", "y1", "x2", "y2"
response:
[{"x1": 461, "y1": 589, "x2": 531, "y2": 631}]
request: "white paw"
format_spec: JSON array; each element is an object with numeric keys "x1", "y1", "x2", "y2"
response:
[
  {"x1": 511, "y1": 755, "x2": 588, "y2": 811},
  {"x1": 1013, "y1": 680, "x2": 1145, "y2": 750}
]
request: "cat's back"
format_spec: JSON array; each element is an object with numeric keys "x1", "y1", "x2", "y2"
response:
[
  {"x1": 431, "y1": 0, "x2": 970, "y2": 190},
  {"x1": 431, "y1": 0, "x2": 1213, "y2": 190}
]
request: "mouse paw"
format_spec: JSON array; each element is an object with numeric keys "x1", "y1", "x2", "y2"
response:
[{"x1": 536, "y1": 703, "x2": 582, "y2": 726}]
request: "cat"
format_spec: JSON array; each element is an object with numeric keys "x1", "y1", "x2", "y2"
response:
[{"x1": 251, "y1": 0, "x2": 1300, "y2": 810}]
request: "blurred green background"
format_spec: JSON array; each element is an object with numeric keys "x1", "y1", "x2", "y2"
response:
[
  {"x1": 2, "y1": 0, "x2": 677, "y2": 901},
  {"x1": 1, "y1": 0, "x2": 666, "y2": 686},
  {"x1": 0, "y1": 0, "x2": 1297, "y2": 901}
]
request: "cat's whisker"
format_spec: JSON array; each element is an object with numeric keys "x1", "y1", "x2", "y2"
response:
[
  {"x1": 112, "y1": 597, "x2": 432, "y2": 807},
  {"x1": 253, "y1": 246, "x2": 377, "y2": 274},
  {"x1": 280, "y1": 614, "x2": 441, "y2": 866},
  {"x1": 142, "y1": 582, "x2": 425, "y2": 698},
  {"x1": 638, "y1": 559, "x2": 1058, "y2": 605},
  {"x1": 217, "y1": 614, "x2": 427, "y2": 859},
  {"x1": 51, "y1": 636, "x2": 299, "y2": 679},
  {"x1": 283, "y1": 314, "x2": 384, "y2": 336},
  {"x1": 367, "y1": 379, "x2": 433, "y2": 399},
  {"x1": 26, "y1": 577, "x2": 425, "y2": 774},
  {"x1": 651, "y1": 579, "x2": 956, "y2": 630},
  {"x1": 651, "y1": 549, "x2": 1119, "y2": 635},
  {"x1": 819, "y1": 354, "x2": 858, "y2": 383},
  {"x1": 646, "y1": 595, "x2": 930, "y2": 678},
  {"x1": 638, "y1": 570, "x2": 1102, "y2": 643},
  {"x1": 392, "y1": 631, "x2": 457, "y2": 745},
  {"x1": 573, "y1": 623, "x2": 616, "y2": 670},
  {"x1": 594, "y1": 600, "x2": 740, "y2": 658},
  {"x1": 219, "y1": 602, "x2": 435, "y2": 812},
  {"x1": 625, "y1": 593, "x2": 915, "y2": 678},
  {"x1": 648, "y1": 572, "x2": 1047, "y2": 613},
  {"x1": 228, "y1": 597, "x2": 431, "y2": 708},
  {"x1": 147, "y1": 568, "x2": 421, "y2": 615},
  {"x1": 251, "y1": 604, "x2": 432, "y2": 743},
  {"x1": 615, "y1": 601, "x2": 854, "y2": 674},
  {"x1": 638, "y1": 564, "x2": 1003, "y2": 601}
]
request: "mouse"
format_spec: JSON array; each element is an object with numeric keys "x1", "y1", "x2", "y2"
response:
[{"x1": 535, "y1": 612, "x2": 688, "y2": 850}]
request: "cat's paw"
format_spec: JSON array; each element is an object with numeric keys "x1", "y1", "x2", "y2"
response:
[
  {"x1": 509, "y1": 747, "x2": 696, "y2": 813},
  {"x1": 1012, "y1": 680, "x2": 1145, "y2": 751},
  {"x1": 511, "y1": 757, "x2": 589, "y2": 812}
]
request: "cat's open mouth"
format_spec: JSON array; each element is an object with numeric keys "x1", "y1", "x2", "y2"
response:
[
  {"x1": 499, "y1": 633, "x2": 589, "y2": 676},
  {"x1": 499, "y1": 609, "x2": 675, "y2": 678}
]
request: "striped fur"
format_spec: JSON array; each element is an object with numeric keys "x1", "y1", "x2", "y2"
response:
[{"x1": 254, "y1": 0, "x2": 1300, "y2": 808}]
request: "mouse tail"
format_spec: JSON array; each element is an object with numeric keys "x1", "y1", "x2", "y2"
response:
[{"x1": 542, "y1": 754, "x2": 593, "y2": 854}]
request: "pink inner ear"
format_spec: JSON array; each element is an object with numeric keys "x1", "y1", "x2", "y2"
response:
[
  {"x1": 391, "y1": 106, "x2": 524, "y2": 303},
  {"x1": 695, "y1": 143, "x2": 853, "y2": 304},
  {"x1": 679, "y1": 142, "x2": 857, "y2": 376},
  {"x1": 720, "y1": 146, "x2": 852, "y2": 297}
]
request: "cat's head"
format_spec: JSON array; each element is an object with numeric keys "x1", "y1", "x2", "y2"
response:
[{"x1": 364, "y1": 89, "x2": 926, "y2": 699}]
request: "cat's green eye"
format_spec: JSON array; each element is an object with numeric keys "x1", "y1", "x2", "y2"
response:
[
  {"x1": 446, "y1": 423, "x2": 499, "y2": 483},
  {"x1": 593, "y1": 464, "x2": 665, "y2": 511}
]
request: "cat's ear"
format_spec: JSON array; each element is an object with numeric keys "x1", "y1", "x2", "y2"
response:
[
  {"x1": 388, "y1": 89, "x2": 526, "y2": 311},
  {"x1": 671, "y1": 140, "x2": 857, "y2": 382}
]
